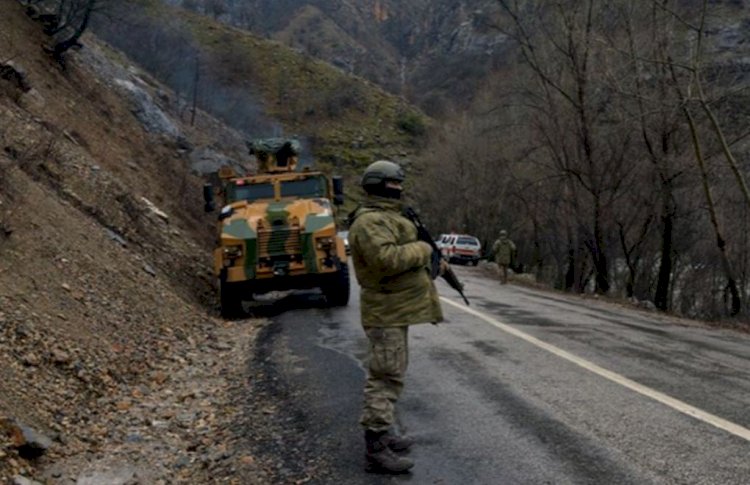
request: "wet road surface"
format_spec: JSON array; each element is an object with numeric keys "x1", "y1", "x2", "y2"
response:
[{"x1": 249, "y1": 264, "x2": 750, "y2": 484}]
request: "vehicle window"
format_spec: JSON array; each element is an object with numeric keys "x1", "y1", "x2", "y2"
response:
[
  {"x1": 457, "y1": 236, "x2": 479, "y2": 246},
  {"x1": 280, "y1": 176, "x2": 327, "y2": 198},
  {"x1": 228, "y1": 182, "x2": 275, "y2": 202}
]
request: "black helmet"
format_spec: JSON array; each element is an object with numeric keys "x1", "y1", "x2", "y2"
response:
[{"x1": 361, "y1": 160, "x2": 405, "y2": 188}]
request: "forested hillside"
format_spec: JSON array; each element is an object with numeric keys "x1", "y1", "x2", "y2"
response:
[
  {"x1": 416, "y1": 0, "x2": 750, "y2": 322},
  {"x1": 102, "y1": 0, "x2": 750, "y2": 320}
]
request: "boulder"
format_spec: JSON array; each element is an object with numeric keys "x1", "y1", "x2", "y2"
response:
[{"x1": 1, "y1": 418, "x2": 53, "y2": 459}]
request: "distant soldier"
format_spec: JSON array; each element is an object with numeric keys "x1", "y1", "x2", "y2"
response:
[
  {"x1": 348, "y1": 160, "x2": 445, "y2": 474},
  {"x1": 492, "y1": 229, "x2": 516, "y2": 284}
]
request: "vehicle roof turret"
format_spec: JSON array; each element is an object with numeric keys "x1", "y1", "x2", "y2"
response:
[{"x1": 247, "y1": 138, "x2": 301, "y2": 174}]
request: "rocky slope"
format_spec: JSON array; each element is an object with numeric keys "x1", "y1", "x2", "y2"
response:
[
  {"x1": 0, "y1": 1, "x2": 285, "y2": 482},
  {"x1": 169, "y1": 0, "x2": 512, "y2": 115},
  {"x1": 92, "y1": 0, "x2": 429, "y2": 200},
  {"x1": 174, "y1": 0, "x2": 750, "y2": 119}
]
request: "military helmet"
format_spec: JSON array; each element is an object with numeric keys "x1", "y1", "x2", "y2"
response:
[
  {"x1": 500, "y1": 229, "x2": 508, "y2": 237},
  {"x1": 361, "y1": 160, "x2": 405, "y2": 188}
]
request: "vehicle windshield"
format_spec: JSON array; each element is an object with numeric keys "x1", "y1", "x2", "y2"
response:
[
  {"x1": 280, "y1": 176, "x2": 328, "y2": 198},
  {"x1": 227, "y1": 182, "x2": 275, "y2": 202},
  {"x1": 457, "y1": 236, "x2": 479, "y2": 246}
]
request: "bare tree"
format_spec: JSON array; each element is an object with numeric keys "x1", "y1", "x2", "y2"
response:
[
  {"x1": 676, "y1": 78, "x2": 741, "y2": 314},
  {"x1": 663, "y1": 0, "x2": 743, "y2": 315},
  {"x1": 411, "y1": 0, "x2": 748, "y2": 319},
  {"x1": 607, "y1": 1, "x2": 691, "y2": 309},
  {"x1": 494, "y1": 0, "x2": 644, "y2": 294},
  {"x1": 28, "y1": 0, "x2": 108, "y2": 62},
  {"x1": 414, "y1": 106, "x2": 521, "y2": 248}
]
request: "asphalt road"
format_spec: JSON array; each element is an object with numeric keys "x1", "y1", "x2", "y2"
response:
[{"x1": 250, "y1": 264, "x2": 750, "y2": 484}]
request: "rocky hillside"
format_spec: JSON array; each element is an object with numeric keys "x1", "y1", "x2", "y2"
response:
[
  {"x1": 91, "y1": 0, "x2": 430, "y2": 205},
  {"x1": 0, "y1": 1, "x2": 294, "y2": 482},
  {"x1": 172, "y1": 0, "x2": 750, "y2": 120},
  {"x1": 167, "y1": 0, "x2": 513, "y2": 115}
]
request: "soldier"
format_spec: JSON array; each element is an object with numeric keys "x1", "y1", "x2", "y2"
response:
[
  {"x1": 348, "y1": 160, "x2": 445, "y2": 474},
  {"x1": 492, "y1": 229, "x2": 517, "y2": 284}
]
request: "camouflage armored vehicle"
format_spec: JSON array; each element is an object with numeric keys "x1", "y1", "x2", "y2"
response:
[{"x1": 203, "y1": 139, "x2": 349, "y2": 317}]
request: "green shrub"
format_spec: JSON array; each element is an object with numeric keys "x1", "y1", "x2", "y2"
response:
[{"x1": 396, "y1": 112, "x2": 426, "y2": 137}]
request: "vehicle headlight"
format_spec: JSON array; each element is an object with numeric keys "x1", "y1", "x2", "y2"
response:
[
  {"x1": 219, "y1": 205, "x2": 235, "y2": 221},
  {"x1": 223, "y1": 245, "x2": 243, "y2": 259}
]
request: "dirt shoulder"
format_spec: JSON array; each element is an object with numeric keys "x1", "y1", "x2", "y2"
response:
[{"x1": 0, "y1": 1, "x2": 278, "y2": 482}]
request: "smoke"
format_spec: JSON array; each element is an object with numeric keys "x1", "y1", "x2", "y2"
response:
[{"x1": 91, "y1": 2, "x2": 283, "y2": 138}]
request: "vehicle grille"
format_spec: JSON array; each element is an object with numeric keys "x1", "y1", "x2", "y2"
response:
[{"x1": 258, "y1": 226, "x2": 302, "y2": 257}]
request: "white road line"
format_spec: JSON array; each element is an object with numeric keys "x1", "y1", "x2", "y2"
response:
[{"x1": 441, "y1": 297, "x2": 750, "y2": 442}]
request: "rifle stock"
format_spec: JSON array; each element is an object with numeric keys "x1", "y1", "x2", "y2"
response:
[{"x1": 404, "y1": 207, "x2": 470, "y2": 306}]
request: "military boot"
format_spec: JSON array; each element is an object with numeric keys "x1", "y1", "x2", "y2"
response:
[
  {"x1": 364, "y1": 430, "x2": 414, "y2": 474},
  {"x1": 383, "y1": 431, "x2": 414, "y2": 452}
]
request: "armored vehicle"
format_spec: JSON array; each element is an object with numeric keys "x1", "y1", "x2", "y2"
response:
[{"x1": 203, "y1": 139, "x2": 349, "y2": 317}]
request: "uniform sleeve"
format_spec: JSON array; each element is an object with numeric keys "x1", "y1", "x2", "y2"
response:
[{"x1": 352, "y1": 213, "x2": 431, "y2": 276}]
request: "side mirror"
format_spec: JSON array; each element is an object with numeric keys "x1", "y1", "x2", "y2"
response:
[
  {"x1": 203, "y1": 183, "x2": 215, "y2": 212},
  {"x1": 332, "y1": 176, "x2": 344, "y2": 206}
]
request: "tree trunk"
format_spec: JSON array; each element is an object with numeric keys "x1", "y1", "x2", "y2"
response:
[
  {"x1": 564, "y1": 234, "x2": 576, "y2": 292},
  {"x1": 667, "y1": 0, "x2": 742, "y2": 316},
  {"x1": 677, "y1": 76, "x2": 741, "y2": 315},
  {"x1": 617, "y1": 223, "x2": 636, "y2": 299},
  {"x1": 590, "y1": 197, "x2": 609, "y2": 293},
  {"x1": 654, "y1": 194, "x2": 674, "y2": 311}
]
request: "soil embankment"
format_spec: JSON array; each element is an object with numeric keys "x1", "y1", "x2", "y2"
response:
[{"x1": 0, "y1": 1, "x2": 284, "y2": 482}]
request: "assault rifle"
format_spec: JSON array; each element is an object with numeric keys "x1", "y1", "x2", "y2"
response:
[{"x1": 404, "y1": 207, "x2": 470, "y2": 306}]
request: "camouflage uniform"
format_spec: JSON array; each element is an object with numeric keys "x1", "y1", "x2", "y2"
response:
[
  {"x1": 349, "y1": 195, "x2": 443, "y2": 432},
  {"x1": 492, "y1": 232, "x2": 516, "y2": 284}
]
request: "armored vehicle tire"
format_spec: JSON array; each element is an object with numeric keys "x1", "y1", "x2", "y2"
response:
[
  {"x1": 322, "y1": 263, "x2": 350, "y2": 307},
  {"x1": 220, "y1": 278, "x2": 245, "y2": 319}
]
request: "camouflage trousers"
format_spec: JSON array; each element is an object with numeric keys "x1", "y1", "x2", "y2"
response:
[
  {"x1": 360, "y1": 326, "x2": 409, "y2": 432},
  {"x1": 498, "y1": 263, "x2": 510, "y2": 284}
]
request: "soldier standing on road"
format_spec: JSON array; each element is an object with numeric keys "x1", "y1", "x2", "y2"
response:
[
  {"x1": 492, "y1": 229, "x2": 517, "y2": 284},
  {"x1": 348, "y1": 160, "x2": 445, "y2": 474}
]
